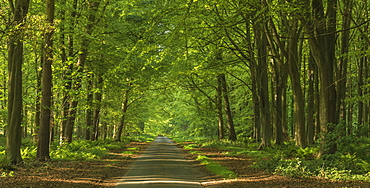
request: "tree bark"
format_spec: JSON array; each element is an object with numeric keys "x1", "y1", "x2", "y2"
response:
[
  {"x1": 92, "y1": 75, "x2": 103, "y2": 141},
  {"x1": 253, "y1": 21, "x2": 271, "y2": 149},
  {"x1": 287, "y1": 30, "x2": 306, "y2": 148},
  {"x1": 216, "y1": 75, "x2": 224, "y2": 139},
  {"x1": 336, "y1": 0, "x2": 352, "y2": 124},
  {"x1": 37, "y1": 0, "x2": 55, "y2": 161},
  {"x1": 307, "y1": 55, "x2": 316, "y2": 145},
  {"x1": 114, "y1": 89, "x2": 129, "y2": 142},
  {"x1": 85, "y1": 75, "x2": 93, "y2": 140},
  {"x1": 6, "y1": 0, "x2": 30, "y2": 165},
  {"x1": 64, "y1": 0, "x2": 100, "y2": 143},
  {"x1": 219, "y1": 74, "x2": 236, "y2": 141},
  {"x1": 60, "y1": 0, "x2": 77, "y2": 144},
  {"x1": 272, "y1": 60, "x2": 287, "y2": 145},
  {"x1": 302, "y1": 0, "x2": 338, "y2": 156}
]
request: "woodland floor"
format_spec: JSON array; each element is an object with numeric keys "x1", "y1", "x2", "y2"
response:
[
  {"x1": 183, "y1": 142, "x2": 370, "y2": 188},
  {"x1": 1, "y1": 140, "x2": 370, "y2": 188}
]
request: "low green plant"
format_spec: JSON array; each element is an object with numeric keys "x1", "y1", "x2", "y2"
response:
[
  {"x1": 273, "y1": 158, "x2": 310, "y2": 178},
  {"x1": 121, "y1": 147, "x2": 139, "y2": 155},
  {"x1": 127, "y1": 147, "x2": 139, "y2": 150},
  {"x1": 122, "y1": 151, "x2": 136, "y2": 154},
  {"x1": 21, "y1": 147, "x2": 37, "y2": 159},
  {"x1": 128, "y1": 133, "x2": 156, "y2": 142},
  {"x1": 196, "y1": 155, "x2": 237, "y2": 179},
  {"x1": 1, "y1": 171, "x2": 14, "y2": 177},
  {"x1": 183, "y1": 144, "x2": 199, "y2": 150},
  {"x1": 104, "y1": 143, "x2": 124, "y2": 150},
  {"x1": 50, "y1": 140, "x2": 110, "y2": 160},
  {"x1": 189, "y1": 150, "x2": 201, "y2": 154}
]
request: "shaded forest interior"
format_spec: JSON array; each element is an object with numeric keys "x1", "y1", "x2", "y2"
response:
[{"x1": 1, "y1": 0, "x2": 370, "y2": 184}]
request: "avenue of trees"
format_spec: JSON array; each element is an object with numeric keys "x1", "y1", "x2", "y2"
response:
[{"x1": 0, "y1": 0, "x2": 369, "y2": 164}]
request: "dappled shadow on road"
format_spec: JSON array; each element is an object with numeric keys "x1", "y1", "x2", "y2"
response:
[{"x1": 116, "y1": 136, "x2": 203, "y2": 187}]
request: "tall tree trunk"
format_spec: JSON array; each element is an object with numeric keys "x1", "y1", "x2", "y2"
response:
[
  {"x1": 314, "y1": 59, "x2": 320, "y2": 141},
  {"x1": 219, "y1": 74, "x2": 236, "y2": 141},
  {"x1": 37, "y1": 0, "x2": 55, "y2": 161},
  {"x1": 254, "y1": 21, "x2": 271, "y2": 149},
  {"x1": 6, "y1": 0, "x2": 30, "y2": 165},
  {"x1": 251, "y1": 75, "x2": 261, "y2": 142},
  {"x1": 34, "y1": 48, "x2": 43, "y2": 143},
  {"x1": 101, "y1": 122, "x2": 107, "y2": 140},
  {"x1": 272, "y1": 60, "x2": 287, "y2": 145},
  {"x1": 216, "y1": 75, "x2": 224, "y2": 139},
  {"x1": 265, "y1": 7, "x2": 306, "y2": 147},
  {"x1": 23, "y1": 108, "x2": 27, "y2": 138},
  {"x1": 85, "y1": 75, "x2": 93, "y2": 140},
  {"x1": 287, "y1": 30, "x2": 306, "y2": 148},
  {"x1": 358, "y1": 52, "x2": 364, "y2": 129},
  {"x1": 64, "y1": 0, "x2": 100, "y2": 143},
  {"x1": 336, "y1": 0, "x2": 352, "y2": 124},
  {"x1": 114, "y1": 89, "x2": 129, "y2": 142},
  {"x1": 59, "y1": 0, "x2": 74, "y2": 144},
  {"x1": 307, "y1": 55, "x2": 316, "y2": 144},
  {"x1": 92, "y1": 75, "x2": 103, "y2": 141},
  {"x1": 302, "y1": 0, "x2": 338, "y2": 156},
  {"x1": 264, "y1": 16, "x2": 288, "y2": 145}
]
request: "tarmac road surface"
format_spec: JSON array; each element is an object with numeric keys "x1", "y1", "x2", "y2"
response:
[{"x1": 116, "y1": 136, "x2": 203, "y2": 188}]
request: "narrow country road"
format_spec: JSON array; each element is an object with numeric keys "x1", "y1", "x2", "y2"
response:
[{"x1": 116, "y1": 136, "x2": 203, "y2": 188}]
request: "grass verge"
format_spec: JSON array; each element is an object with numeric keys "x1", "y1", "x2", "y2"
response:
[{"x1": 196, "y1": 155, "x2": 237, "y2": 179}]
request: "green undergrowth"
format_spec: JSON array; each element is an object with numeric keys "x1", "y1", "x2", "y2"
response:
[
  {"x1": 252, "y1": 133, "x2": 370, "y2": 182},
  {"x1": 122, "y1": 147, "x2": 140, "y2": 154},
  {"x1": 126, "y1": 133, "x2": 156, "y2": 143},
  {"x1": 176, "y1": 138, "x2": 238, "y2": 179},
  {"x1": 196, "y1": 155, "x2": 237, "y2": 179},
  {"x1": 175, "y1": 135, "x2": 370, "y2": 182},
  {"x1": 50, "y1": 139, "x2": 125, "y2": 160},
  {"x1": 0, "y1": 134, "x2": 155, "y2": 175}
]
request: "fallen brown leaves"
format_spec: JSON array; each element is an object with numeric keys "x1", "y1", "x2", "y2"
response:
[
  {"x1": 181, "y1": 143, "x2": 370, "y2": 188},
  {"x1": 0, "y1": 141, "x2": 150, "y2": 188}
]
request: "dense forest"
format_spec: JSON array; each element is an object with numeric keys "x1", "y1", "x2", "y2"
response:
[{"x1": 0, "y1": 0, "x2": 369, "y2": 177}]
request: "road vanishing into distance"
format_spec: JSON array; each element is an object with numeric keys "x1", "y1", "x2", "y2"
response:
[{"x1": 116, "y1": 136, "x2": 203, "y2": 188}]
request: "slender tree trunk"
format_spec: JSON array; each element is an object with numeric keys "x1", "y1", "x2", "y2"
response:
[
  {"x1": 64, "y1": 0, "x2": 100, "y2": 143},
  {"x1": 272, "y1": 61, "x2": 286, "y2": 145},
  {"x1": 34, "y1": 50, "x2": 43, "y2": 143},
  {"x1": 307, "y1": 55, "x2": 316, "y2": 144},
  {"x1": 219, "y1": 74, "x2": 236, "y2": 141},
  {"x1": 6, "y1": 0, "x2": 30, "y2": 165},
  {"x1": 101, "y1": 122, "x2": 107, "y2": 140},
  {"x1": 114, "y1": 89, "x2": 129, "y2": 142},
  {"x1": 216, "y1": 75, "x2": 224, "y2": 139},
  {"x1": 60, "y1": 0, "x2": 77, "y2": 144},
  {"x1": 92, "y1": 75, "x2": 103, "y2": 141},
  {"x1": 23, "y1": 108, "x2": 27, "y2": 138},
  {"x1": 265, "y1": 8, "x2": 306, "y2": 147},
  {"x1": 251, "y1": 75, "x2": 261, "y2": 142},
  {"x1": 314, "y1": 60, "x2": 320, "y2": 141},
  {"x1": 264, "y1": 18, "x2": 288, "y2": 145},
  {"x1": 59, "y1": 0, "x2": 73, "y2": 144},
  {"x1": 336, "y1": 0, "x2": 352, "y2": 124},
  {"x1": 85, "y1": 75, "x2": 93, "y2": 140}
]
